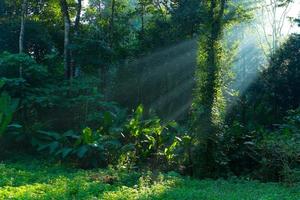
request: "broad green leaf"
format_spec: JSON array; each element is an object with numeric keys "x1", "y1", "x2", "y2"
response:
[
  {"x1": 62, "y1": 148, "x2": 73, "y2": 158},
  {"x1": 77, "y1": 145, "x2": 89, "y2": 158}
]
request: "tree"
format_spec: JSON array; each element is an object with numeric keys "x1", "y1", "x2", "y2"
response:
[
  {"x1": 170, "y1": 0, "x2": 203, "y2": 39},
  {"x1": 19, "y1": 0, "x2": 26, "y2": 54},
  {"x1": 19, "y1": 0, "x2": 27, "y2": 79},
  {"x1": 255, "y1": 0, "x2": 294, "y2": 56},
  {"x1": 72, "y1": 0, "x2": 82, "y2": 77},
  {"x1": 191, "y1": 0, "x2": 226, "y2": 178},
  {"x1": 192, "y1": 0, "x2": 249, "y2": 177},
  {"x1": 245, "y1": 33, "x2": 300, "y2": 126},
  {"x1": 59, "y1": 0, "x2": 72, "y2": 79},
  {"x1": 59, "y1": 0, "x2": 82, "y2": 79},
  {"x1": 136, "y1": 0, "x2": 148, "y2": 44}
]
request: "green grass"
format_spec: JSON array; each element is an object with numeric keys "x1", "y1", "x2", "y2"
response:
[{"x1": 0, "y1": 156, "x2": 299, "y2": 200}]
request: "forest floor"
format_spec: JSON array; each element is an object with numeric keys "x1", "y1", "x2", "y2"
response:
[{"x1": 0, "y1": 155, "x2": 299, "y2": 200}]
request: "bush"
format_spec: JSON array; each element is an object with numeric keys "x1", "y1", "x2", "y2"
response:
[
  {"x1": 221, "y1": 121, "x2": 261, "y2": 177},
  {"x1": 123, "y1": 105, "x2": 187, "y2": 170},
  {"x1": 25, "y1": 76, "x2": 125, "y2": 131},
  {"x1": 29, "y1": 105, "x2": 187, "y2": 170},
  {"x1": 0, "y1": 52, "x2": 48, "y2": 87},
  {"x1": 222, "y1": 108, "x2": 300, "y2": 183},
  {"x1": 31, "y1": 109, "x2": 128, "y2": 168},
  {"x1": 258, "y1": 108, "x2": 300, "y2": 183}
]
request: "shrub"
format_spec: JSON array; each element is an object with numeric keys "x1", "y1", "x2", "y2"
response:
[
  {"x1": 258, "y1": 108, "x2": 300, "y2": 183},
  {"x1": 29, "y1": 105, "x2": 186, "y2": 170},
  {"x1": 123, "y1": 105, "x2": 186, "y2": 170},
  {"x1": 0, "y1": 52, "x2": 48, "y2": 87},
  {"x1": 32, "y1": 110, "x2": 128, "y2": 168}
]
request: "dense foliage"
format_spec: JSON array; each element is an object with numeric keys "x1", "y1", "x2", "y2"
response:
[
  {"x1": 224, "y1": 34, "x2": 300, "y2": 182},
  {"x1": 0, "y1": 0, "x2": 299, "y2": 191}
]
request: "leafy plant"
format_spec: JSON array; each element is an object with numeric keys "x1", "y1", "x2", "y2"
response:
[
  {"x1": 31, "y1": 111, "x2": 129, "y2": 168},
  {"x1": 0, "y1": 80, "x2": 19, "y2": 137},
  {"x1": 124, "y1": 105, "x2": 182, "y2": 169}
]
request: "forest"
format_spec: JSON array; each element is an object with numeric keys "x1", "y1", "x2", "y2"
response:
[{"x1": 0, "y1": 0, "x2": 300, "y2": 199}]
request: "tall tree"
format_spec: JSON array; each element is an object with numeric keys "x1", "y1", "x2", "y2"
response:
[
  {"x1": 136, "y1": 0, "x2": 151, "y2": 44},
  {"x1": 192, "y1": 0, "x2": 251, "y2": 177},
  {"x1": 59, "y1": 0, "x2": 71, "y2": 79},
  {"x1": 74, "y1": 0, "x2": 82, "y2": 35},
  {"x1": 109, "y1": 0, "x2": 116, "y2": 48},
  {"x1": 191, "y1": 0, "x2": 251, "y2": 177},
  {"x1": 19, "y1": 0, "x2": 27, "y2": 78},
  {"x1": 72, "y1": 0, "x2": 82, "y2": 77},
  {"x1": 59, "y1": 0, "x2": 82, "y2": 79},
  {"x1": 255, "y1": 0, "x2": 294, "y2": 56},
  {"x1": 194, "y1": 0, "x2": 226, "y2": 178},
  {"x1": 19, "y1": 0, "x2": 27, "y2": 54}
]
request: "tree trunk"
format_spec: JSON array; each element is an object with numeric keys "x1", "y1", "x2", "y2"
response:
[
  {"x1": 19, "y1": 0, "x2": 27, "y2": 78},
  {"x1": 204, "y1": 0, "x2": 226, "y2": 178},
  {"x1": 72, "y1": 0, "x2": 82, "y2": 77},
  {"x1": 74, "y1": 0, "x2": 82, "y2": 34},
  {"x1": 19, "y1": 0, "x2": 26, "y2": 54},
  {"x1": 141, "y1": 3, "x2": 145, "y2": 43},
  {"x1": 59, "y1": 0, "x2": 71, "y2": 79},
  {"x1": 193, "y1": 0, "x2": 226, "y2": 178},
  {"x1": 201, "y1": 0, "x2": 219, "y2": 178},
  {"x1": 101, "y1": 0, "x2": 115, "y2": 96},
  {"x1": 109, "y1": 0, "x2": 115, "y2": 48}
]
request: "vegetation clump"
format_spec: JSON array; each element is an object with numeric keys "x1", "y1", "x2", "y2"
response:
[
  {"x1": 1, "y1": 156, "x2": 300, "y2": 200},
  {"x1": 0, "y1": 0, "x2": 300, "y2": 198}
]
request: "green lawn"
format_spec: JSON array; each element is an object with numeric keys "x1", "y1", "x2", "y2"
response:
[{"x1": 0, "y1": 156, "x2": 299, "y2": 200}]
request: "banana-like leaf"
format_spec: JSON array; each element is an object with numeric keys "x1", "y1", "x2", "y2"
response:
[
  {"x1": 0, "y1": 92, "x2": 19, "y2": 136},
  {"x1": 77, "y1": 145, "x2": 89, "y2": 158}
]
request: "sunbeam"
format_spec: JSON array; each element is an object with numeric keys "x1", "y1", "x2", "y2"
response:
[{"x1": 116, "y1": 38, "x2": 197, "y2": 119}]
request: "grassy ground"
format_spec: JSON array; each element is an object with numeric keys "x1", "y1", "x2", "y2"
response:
[{"x1": 0, "y1": 156, "x2": 299, "y2": 200}]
